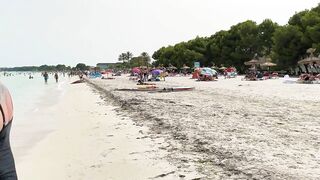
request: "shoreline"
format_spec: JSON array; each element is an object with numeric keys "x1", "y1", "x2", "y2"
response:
[
  {"x1": 13, "y1": 75, "x2": 320, "y2": 179},
  {"x1": 16, "y1": 79, "x2": 202, "y2": 180},
  {"x1": 11, "y1": 76, "x2": 69, "y2": 160}
]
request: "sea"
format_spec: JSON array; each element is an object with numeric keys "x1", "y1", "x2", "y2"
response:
[{"x1": 0, "y1": 72, "x2": 69, "y2": 160}]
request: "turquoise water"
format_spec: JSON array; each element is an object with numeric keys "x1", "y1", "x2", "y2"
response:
[{"x1": 0, "y1": 72, "x2": 69, "y2": 158}]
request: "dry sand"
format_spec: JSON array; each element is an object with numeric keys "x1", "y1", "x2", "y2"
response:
[
  {"x1": 16, "y1": 81, "x2": 200, "y2": 180},
  {"x1": 87, "y1": 75, "x2": 320, "y2": 179}
]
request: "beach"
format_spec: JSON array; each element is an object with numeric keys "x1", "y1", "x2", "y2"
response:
[
  {"x1": 12, "y1": 75, "x2": 320, "y2": 179},
  {"x1": 88, "y1": 75, "x2": 320, "y2": 179},
  {"x1": 15, "y1": 78, "x2": 201, "y2": 180}
]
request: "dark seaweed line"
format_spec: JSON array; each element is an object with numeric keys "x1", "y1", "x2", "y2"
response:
[{"x1": 86, "y1": 80, "x2": 281, "y2": 179}]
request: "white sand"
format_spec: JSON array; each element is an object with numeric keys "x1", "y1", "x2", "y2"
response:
[
  {"x1": 88, "y1": 75, "x2": 320, "y2": 179},
  {"x1": 16, "y1": 81, "x2": 199, "y2": 180}
]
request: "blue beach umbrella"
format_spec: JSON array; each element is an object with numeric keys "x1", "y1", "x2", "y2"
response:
[
  {"x1": 151, "y1": 69, "x2": 162, "y2": 76},
  {"x1": 200, "y1": 68, "x2": 217, "y2": 76}
]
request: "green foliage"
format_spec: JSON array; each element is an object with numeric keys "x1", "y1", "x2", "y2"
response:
[
  {"x1": 128, "y1": 52, "x2": 151, "y2": 68},
  {"x1": 0, "y1": 64, "x2": 72, "y2": 72},
  {"x1": 272, "y1": 4, "x2": 320, "y2": 70},
  {"x1": 118, "y1": 52, "x2": 133, "y2": 63},
  {"x1": 153, "y1": 20, "x2": 278, "y2": 72},
  {"x1": 75, "y1": 63, "x2": 89, "y2": 71},
  {"x1": 272, "y1": 25, "x2": 304, "y2": 69},
  {"x1": 152, "y1": 4, "x2": 320, "y2": 73}
]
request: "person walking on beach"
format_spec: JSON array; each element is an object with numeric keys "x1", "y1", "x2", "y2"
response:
[
  {"x1": 43, "y1": 72, "x2": 49, "y2": 84},
  {"x1": 54, "y1": 73, "x2": 59, "y2": 83},
  {"x1": 0, "y1": 82, "x2": 18, "y2": 180}
]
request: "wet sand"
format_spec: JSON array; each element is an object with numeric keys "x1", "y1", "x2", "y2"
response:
[{"x1": 88, "y1": 75, "x2": 320, "y2": 179}]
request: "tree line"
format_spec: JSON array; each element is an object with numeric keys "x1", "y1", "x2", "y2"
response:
[
  {"x1": 151, "y1": 4, "x2": 320, "y2": 73},
  {"x1": 118, "y1": 52, "x2": 151, "y2": 68},
  {"x1": 0, "y1": 63, "x2": 91, "y2": 72}
]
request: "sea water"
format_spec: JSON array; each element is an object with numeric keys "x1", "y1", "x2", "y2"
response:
[{"x1": 0, "y1": 72, "x2": 69, "y2": 159}]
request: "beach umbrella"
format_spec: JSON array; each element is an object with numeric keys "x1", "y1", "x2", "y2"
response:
[
  {"x1": 132, "y1": 67, "x2": 141, "y2": 74},
  {"x1": 244, "y1": 59, "x2": 260, "y2": 66},
  {"x1": 168, "y1": 65, "x2": 177, "y2": 70},
  {"x1": 260, "y1": 62, "x2": 277, "y2": 67},
  {"x1": 225, "y1": 67, "x2": 236, "y2": 72},
  {"x1": 151, "y1": 69, "x2": 162, "y2": 76},
  {"x1": 260, "y1": 62, "x2": 277, "y2": 73},
  {"x1": 298, "y1": 57, "x2": 320, "y2": 74},
  {"x1": 211, "y1": 65, "x2": 218, "y2": 69},
  {"x1": 200, "y1": 68, "x2": 217, "y2": 76},
  {"x1": 298, "y1": 57, "x2": 320, "y2": 64},
  {"x1": 182, "y1": 65, "x2": 190, "y2": 69}
]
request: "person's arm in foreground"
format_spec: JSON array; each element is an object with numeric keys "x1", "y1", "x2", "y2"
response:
[{"x1": 0, "y1": 84, "x2": 18, "y2": 180}]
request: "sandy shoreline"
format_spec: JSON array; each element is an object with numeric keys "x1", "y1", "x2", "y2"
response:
[
  {"x1": 13, "y1": 75, "x2": 320, "y2": 179},
  {"x1": 88, "y1": 75, "x2": 320, "y2": 179},
  {"x1": 16, "y1": 80, "x2": 201, "y2": 180}
]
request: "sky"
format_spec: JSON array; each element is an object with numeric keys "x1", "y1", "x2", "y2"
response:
[{"x1": 0, "y1": 0, "x2": 319, "y2": 67}]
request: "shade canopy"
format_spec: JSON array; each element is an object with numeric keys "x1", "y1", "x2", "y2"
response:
[
  {"x1": 260, "y1": 62, "x2": 277, "y2": 67},
  {"x1": 244, "y1": 59, "x2": 260, "y2": 66},
  {"x1": 167, "y1": 65, "x2": 177, "y2": 69},
  {"x1": 211, "y1": 66, "x2": 218, "y2": 69},
  {"x1": 182, "y1": 65, "x2": 190, "y2": 69},
  {"x1": 298, "y1": 57, "x2": 320, "y2": 64},
  {"x1": 132, "y1": 67, "x2": 141, "y2": 74}
]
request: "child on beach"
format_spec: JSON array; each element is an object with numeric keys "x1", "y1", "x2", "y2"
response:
[{"x1": 0, "y1": 82, "x2": 18, "y2": 180}]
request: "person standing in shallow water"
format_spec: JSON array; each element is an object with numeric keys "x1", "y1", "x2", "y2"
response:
[
  {"x1": 0, "y1": 82, "x2": 18, "y2": 180},
  {"x1": 54, "y1": 73, "x2": 59, "y2": 83},
  {"x1": 43, "y1": 72, "x2": 49, "y2": 84}
]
